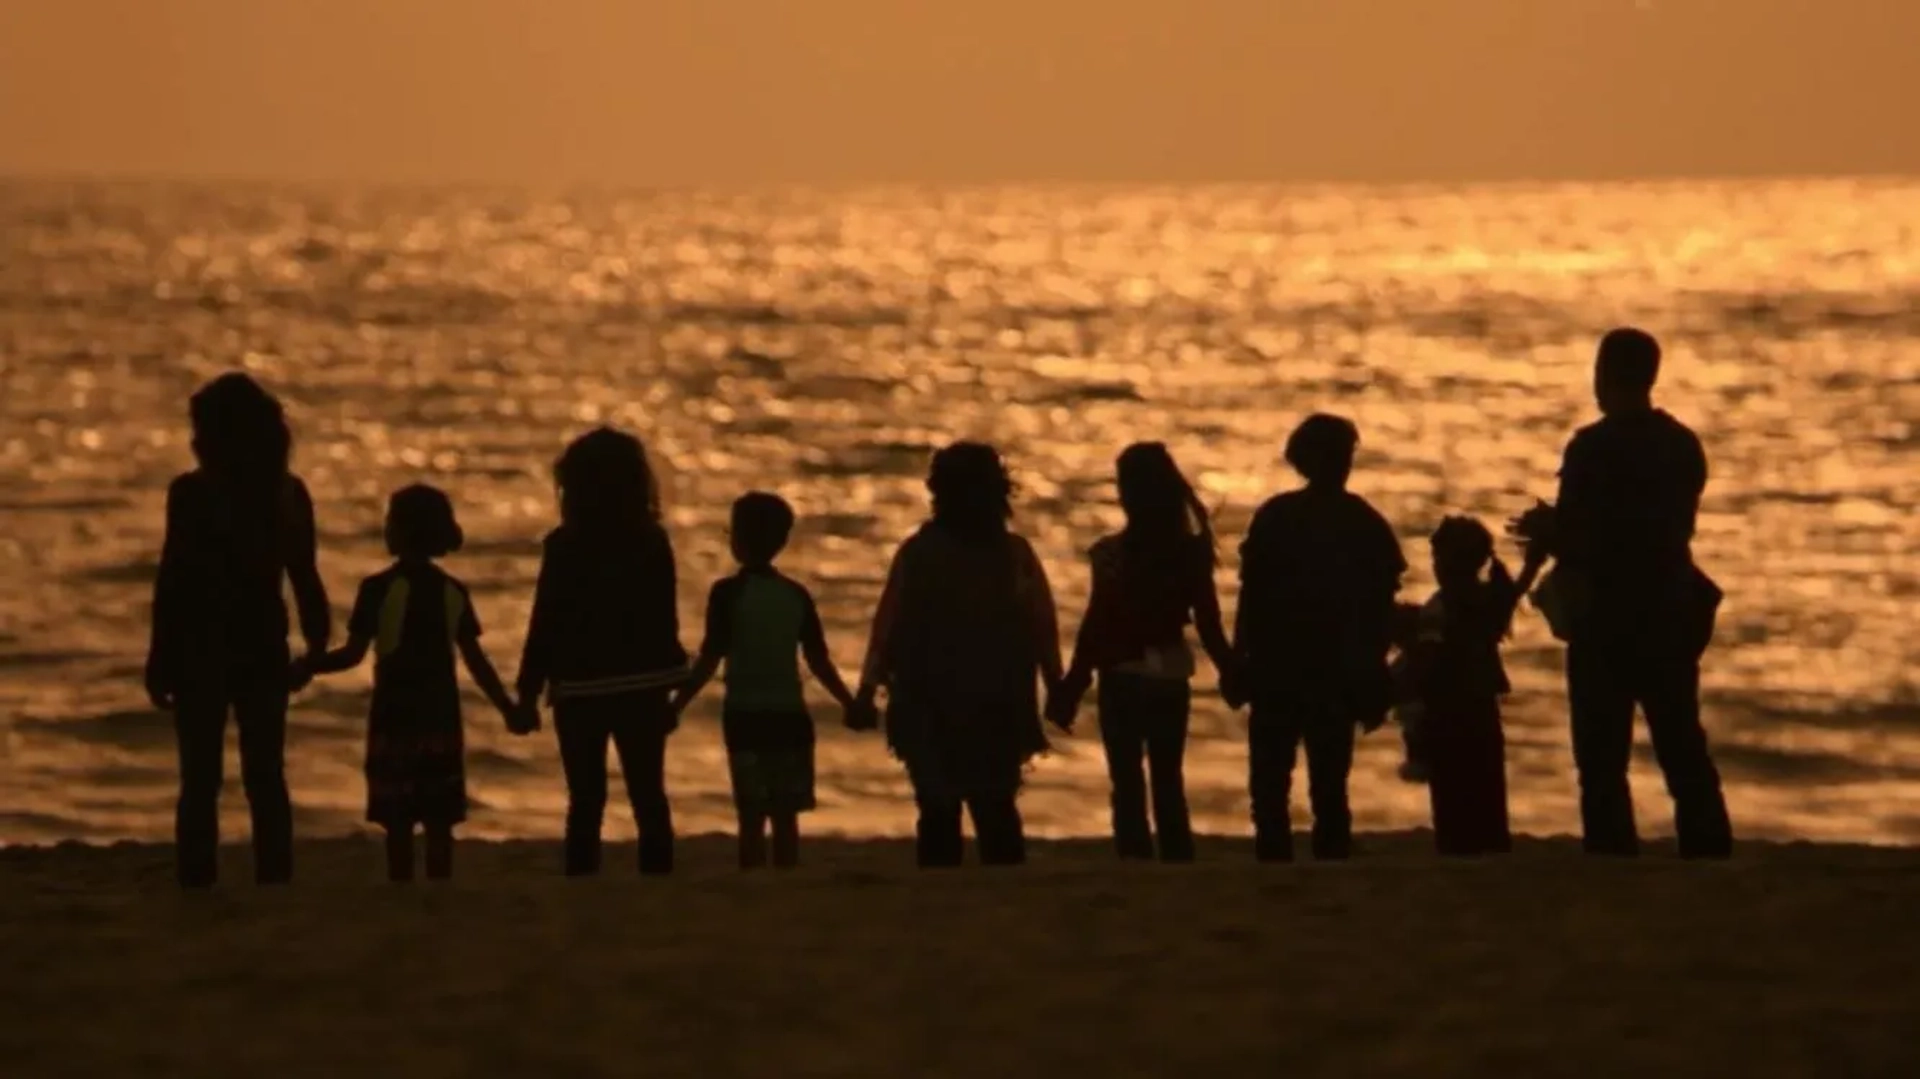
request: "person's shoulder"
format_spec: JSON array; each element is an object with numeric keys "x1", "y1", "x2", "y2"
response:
[
  {"x1": 435, "y1": 565, "x2": 472, "y2": 596},
  {"x1": 358, "y1": 564, "x2": 401, "y2": 595},
  {"x1": 166, "y1": 470, "x2": 209, "y2": 502},
  {"x1": 1247, "y1": 491, "x2": 1302, "y2": 530},
  {"x1": 1089, "y1": 532, "x2": 1122, "y2": 562}
]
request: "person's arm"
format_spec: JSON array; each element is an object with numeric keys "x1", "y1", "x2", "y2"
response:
[
  {"x1": 1021, "y1": 540, "x2": 1065, "y2": 693},
  {"x1": 515, "y1": 534, "x2": 560, "y2": 705},
  {"x1": 1060, "y1": 544, "x2": 1112, "y2": 692},
  {"x1": 1233, "y1": 505, "x2": 1269, "y2": 662},
  {"x1": 670, "y1": 580, "x2": 731, "y2": 715},
  {"x1": 856, "y1": 545, "x2": 908, "y2": 702},
  {"x1": 1190, "y1": 544, "x2": 1234, "y2": 675},
  {"x1": 1552, "y1": 433, "x2": 1595, "y2": 572},
  {"x1": 304, "y1": 577, "x2": 377, "y2": 676},
  {"x1": 798, "y1": 588, "x2": 857, "y2": 710},
  {"x1": 458, "y1": 637, "x2": 517, "y2": 720},
  {"x1": 306, "y1": 633, "x2": 372, "y2": 676},
  {"x1": 282, "y1": 477, "x2": 332, "y2": 659},
  {"x1": 146, "y1": 476, "x2": 196, "y2": 708},
  {"x1": 449, "y1": 585, "x2": 516, "y2": 721},
  {"x1": 652, "y1": 529, "x2": 689, "y2": 669}
]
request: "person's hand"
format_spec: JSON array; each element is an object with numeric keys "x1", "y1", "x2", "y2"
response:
[
  {"x1": 1218, "y1": 664, "x2": 1249, "y2": 711},
  {"x1": 843, "y1": 699, "x2": 879, "y2": 732},
  {"x1": 508, "y1": 699, "x2": 542, "y2": 736},
  {"x1": 287, "y1": 655, "x2": 316, "y2": 694},
  {"x1": 144, "y1": 658, "x2": 175, "y2": 711},
  {"x1": 1508, "y1": 500, "x2": 1557, "y2": 545}
]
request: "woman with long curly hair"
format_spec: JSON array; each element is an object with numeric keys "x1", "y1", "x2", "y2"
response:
[
  {"x1": 516, "y1": 427, "x2": 689, "y2": 876},
  {"x1": 856, "y1": 442, "x2": 1062, "y2": 868}
]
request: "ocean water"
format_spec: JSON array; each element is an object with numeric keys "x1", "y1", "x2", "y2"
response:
[{"x1": 0, "y1": 178, "x2": 1915, "y2": 848}]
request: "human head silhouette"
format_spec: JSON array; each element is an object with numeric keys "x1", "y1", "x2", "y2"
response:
[
  {"x1": 1594, "y1": 327, "x2": 1661, "y2": 416},
  {"x1": 553, "y1": 427, "x2": 662, "y2": 535},
  {"x1": 1430, "y1": 516, "x2": 1494, "y2": 587},
  {"x1": 188, "y1": 372, "x2": 291, "y2": 487},
  {"x1": 1284, "y1": 413, "x2": 1359, "y2": 490},
  {"x1": 730, "y1": 491, "x2": 795, "y2": 568},
  {"x1": 385, "y1": 484, "x2": 464, "y2": 561},
  {"x1": 927, "y1": 441, "x2": 1014, "y2": 541}
]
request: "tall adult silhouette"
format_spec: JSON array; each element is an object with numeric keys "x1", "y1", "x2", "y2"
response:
[
  {"x1": 1526, "y1": 328, "x2": 1732, "y2": 858},
  {"x1": 857, "y1": 443, "x2": 1063, "y2": 868},
  {"x1": 1235, "y1": 415, "x2": 1405, "y2": 861},
  {"x1": 147, "y1": 373, "x2": 331, "y2": 888}
]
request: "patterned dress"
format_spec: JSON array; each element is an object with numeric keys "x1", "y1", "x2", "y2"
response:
[{"x1": 349, "y1": 562, "x2": 479, "y2": 827}]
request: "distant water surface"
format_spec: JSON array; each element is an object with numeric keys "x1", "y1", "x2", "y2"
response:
[{"x1": 0, "y1": 179, "x2": 1915, "y2": 846}]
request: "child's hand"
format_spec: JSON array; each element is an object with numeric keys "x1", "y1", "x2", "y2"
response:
[{"x1": 287, "y1": 655, "x2": 315, "y2": 694}]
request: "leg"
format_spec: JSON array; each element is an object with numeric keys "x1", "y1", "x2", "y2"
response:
[
  {"x1": 969, "y1": 793, "x2": 1027, "y2": 867},
  {"x1": 1142, "y1": 681, "x2": 1195, "y2": 863},
  {"x1": 1301, "y1": 709, "x2": 1356, "y2": 860},
  {"x1": 1246, "y1": 702, "x2": 1302, "y2": 862},
  {"x1": 1425, "y1": 718, "x2": 1467, "y2": 855},
  {"x1": 1097, "y1": 675, "x2": 1155, "y2": 860},
  {"x1": 770, "y1": 812, "x2": 801, "y2": 870},
  {"x1": 1640, "y1": 658, "x2": 1733, "y2": 859},
  {"x1": 233, "y1": 677, "x2": 294, "y2": 884},
  {"x1": 1477, "y1": 710, "x2": 1513, "y2": 854},
  {"x1": 913, "y1": 790, "x2": 966, "y2": 869},
  {"x1": 610, "y1": 699, "x2": 675, "y2": 875},
  {"x1": 172, "y1": 690, "x2": 228, "y2": 889},
  {"x1": 737, "y1": 808, "x2": 769, "y2": 870},
  {"x1": 554, "y1": 703, "x2": 612, "y2": 876},
  {"x1": 423, "y1": 824, "x2": 454, "y2": 880},
  {"x1": 1567, "y1": 642, "x2": 1640, "y2": 856},
  {"x1": 384, "y1": 824, "x2": 416, "y2": 883}
]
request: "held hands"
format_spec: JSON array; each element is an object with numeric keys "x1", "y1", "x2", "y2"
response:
[
  {"x1": 844, "y1": 687, "x2": 880, "y2": 732},
  {"x1": 505, "y1": 697, "x2": 541, "y2": 736},
  {"x1": 843, "y1": 698, "x2": 880, "y2": 732},
  {"x1": 1044, "y1": 671, "x2": 1090, "y2": 733},
  {"x1": 287, "y1": 654, "x2": 317, "y2": 694}
]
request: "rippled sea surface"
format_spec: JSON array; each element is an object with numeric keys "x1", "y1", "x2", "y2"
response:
[{"x1": 1, "y1": 179, "x2": 1915, "y2": 847}]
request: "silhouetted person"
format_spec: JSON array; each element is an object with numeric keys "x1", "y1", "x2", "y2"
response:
[
  {"x1": 1048, "y1": 443, "x2": 1235, "y2": 863},
  {"x1": 1234, "y1": 414, "x2": 1405, "y2": 861},
  {"x1": 1524, "y1": 328, "x2": 1732, "y2": 858},
  {"x1": 1397, "y1": 517, "x2": 1546, "y2": 856},
  {"x1": 294, "y1": 485, "x2": 524, "y2": 882},
  {"x1": 516, "y1": 428, "x2": 689, "y2": 876},
  {"x1": 857, "y1": 443, "x2": 1063, "y2": 868},
  {"x1": 671, "y1": 492, "x2": 865, "y2": 870},
  {"x1": 147, "y1": 373, "x2": 330, "y2": 888}
]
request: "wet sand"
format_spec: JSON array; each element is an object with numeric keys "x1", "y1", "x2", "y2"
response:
[{"x1": 3, "y1": 832, "x2": 1915, "y2": 1077}]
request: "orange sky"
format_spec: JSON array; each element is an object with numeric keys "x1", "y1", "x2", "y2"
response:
[{"x1": 1, "y1": 0, "x2": 1913, "y2": 185}]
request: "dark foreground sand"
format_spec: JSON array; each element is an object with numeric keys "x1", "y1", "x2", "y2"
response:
[{"x1": 2, "y1": 833, "x2": 1915, "y2": 1078}]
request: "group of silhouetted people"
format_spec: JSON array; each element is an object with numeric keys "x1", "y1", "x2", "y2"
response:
[{"x1": 144, "y1": 327, "x2": 1733, "y2": 888}]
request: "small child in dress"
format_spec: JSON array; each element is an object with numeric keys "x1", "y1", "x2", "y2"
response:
[
  {"x1": 670, "y1": 492, "x2": 866, "y2": 870},
  {"x1": 296, "y1": 485, "x2": 526, "y2": 882},
  {"x1": 1398, "y1": 516, "x2": 1546, "y2": 856}
]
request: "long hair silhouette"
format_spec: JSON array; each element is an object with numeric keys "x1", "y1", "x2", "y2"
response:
[
  {"x1": 554, "y1": 427, "x2": 664, "y2": 538},
  {"x1": 1115, "y1": 442, "x2": 1216, "y2": 571},
  {"x1": 927, "y1": 442, "x2": 1014, "y2": 543}
]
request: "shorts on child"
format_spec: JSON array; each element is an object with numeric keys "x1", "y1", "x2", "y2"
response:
[{"x1": 721, "y1": 708, "x2": 817, "y2": 815}]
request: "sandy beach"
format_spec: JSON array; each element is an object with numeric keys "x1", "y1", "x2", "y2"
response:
[{"x1": 2, "y1": 832, "x2": 1914, "y2": 1078}]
